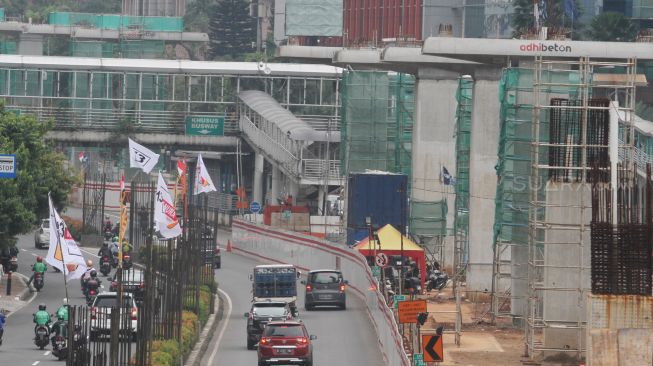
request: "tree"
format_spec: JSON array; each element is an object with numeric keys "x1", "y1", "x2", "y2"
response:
[
  {"x1": 512, "y1": 0, "x2": 583, "y2": 39},
  {"x1": 0, "y1": 104, "x2": 76, "y2": 249},
  {"x1": 185, "y1": 0, "x2": 214, "y2": 33},
  {"x1": 586, "y1": 12, "x2": 639, "y2": 42},
  {"x1": 208, "y1": 0, "x2": 256, "y2": 60}
]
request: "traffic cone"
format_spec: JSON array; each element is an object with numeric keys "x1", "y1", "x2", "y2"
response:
[{"x1": 226, "y1": 240, "x2": 232, "y2": 253}]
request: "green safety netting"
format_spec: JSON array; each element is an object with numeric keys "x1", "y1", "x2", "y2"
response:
[
  {"x1": 410, "y1": 200, "x2": 448, "y2": 237},
  {"x1": 492, "y1": 67, "x2": 590, "y2": 247},
  {"x1": 340, "y1": 70, "x2": 413, "y2": 177},
  {"x1": 48, "y1": 12, "x2": 184, "y2": 32},
  {"x1": 453, "y1": 76, "x2": 473, "y2": 240},
  {"x1": 0, "y1": 41, "x2": 16, "y2": 54},
  {"x1": 70, "y1": 41, "x2": 115, "y2": 58}
]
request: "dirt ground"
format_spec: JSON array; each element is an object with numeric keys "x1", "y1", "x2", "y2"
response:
[{"x1": 417, "y1": 287, "x2": 578, "y2": 366}]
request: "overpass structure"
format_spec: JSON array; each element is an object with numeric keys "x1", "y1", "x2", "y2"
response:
[
  {"x1": 0, "y1": 54, "x2": 342, "y2": 209},
  {"x1": 279, "y1": 37, "x2": 653, "y2": 360}
]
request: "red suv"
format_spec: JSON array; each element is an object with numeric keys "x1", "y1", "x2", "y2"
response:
[{"x1": 257, "y1": 320, "x2": 316, "y2": 366}]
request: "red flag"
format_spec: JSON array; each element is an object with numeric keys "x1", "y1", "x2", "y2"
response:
[{"x1": 177, "y1": 159, "x2": 187, "y2": 177}]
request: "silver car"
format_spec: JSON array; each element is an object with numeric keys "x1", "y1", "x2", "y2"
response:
[{"x1": 34, "y1": 219, "x2": 50, "y2": 249}]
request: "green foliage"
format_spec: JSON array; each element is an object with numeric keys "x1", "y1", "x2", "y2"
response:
[
  {"x1": 184, "y1": 0, "x2": 212, "y2": 33},
  {"x1": 586, "y1": 12, "x2": 638, "y2": 42},
  {"x1": 208, "y1": 0, "x2": 256, "y2": 60},
  {"x1": 0, "y1": 103, "x2": 75, "y2": 248},
  {"x1": 512, "y1": 0, "x2": 583, "y2": 39}
]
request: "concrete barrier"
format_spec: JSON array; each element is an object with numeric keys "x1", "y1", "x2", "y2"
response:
[{"x1": 231, "y1": 218, "x2": 409, "y2": 366}]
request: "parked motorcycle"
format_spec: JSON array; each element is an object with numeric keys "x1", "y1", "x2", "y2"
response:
[
  {"x1": 426, "y1": 269, "x2": 449, "y2": 292},
  {"x1": 100, "y1": 256, "x2": 111, "y2": 277},
  {"x1": 34, "y1": 325, "x2": 50, "y2": 350},
  {"x1": 33, "y1": 272, "x2": 44, "y2": 292}
]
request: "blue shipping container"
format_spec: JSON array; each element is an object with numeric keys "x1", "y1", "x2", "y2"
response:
[{"x1": 346, "y1": 172, "x2": 408, "y2": 245}]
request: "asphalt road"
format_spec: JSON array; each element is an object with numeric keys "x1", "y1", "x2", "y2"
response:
[
  {"x1": 201, "y1": 247, "x2": 385, "y2": 366},
  {"x1": 1, "y1": 231, "x2": 130, "y2": 365}
]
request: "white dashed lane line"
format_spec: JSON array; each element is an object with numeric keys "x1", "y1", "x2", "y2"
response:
[
  {"x1": 32, "y1": 362, "x2": 40, "y2": 365},
  {"x1": 44, "y1": 351, "x2": 50, "y2": 356},
  {"x1": 31, "y1": 253, "x2": 37, "y2": 256}
]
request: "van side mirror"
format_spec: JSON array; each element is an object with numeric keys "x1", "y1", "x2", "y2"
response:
[
  {"x1": 309, "y1": 335, "x2": 317, "y2": 340},
  {"x1": 296, "y1": 271, "x2": 301, "y2": 279}
]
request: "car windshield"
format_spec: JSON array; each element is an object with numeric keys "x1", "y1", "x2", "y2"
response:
[
  {"x1": 253, "y1": 306, "x2": 287, "y2": 317},
  {"x1": 94, "y1": 296, "x2": 134, "y2": 308},
  {"x1": 42, "y1": 220, "x2": 50, "y2": 229},
  {"x1": 309, "y1": 272, "x2": 341, "y2": 284},
  {"x1": 263, "y1": 324, "x2": 305, "y2": 337}
]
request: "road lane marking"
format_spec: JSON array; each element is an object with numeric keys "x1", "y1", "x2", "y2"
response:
[
  {"x1": 207, "y1": 288, "x2": 232, "y2": 365},
  {"x1": 44, "y1": 351, "x2": 50, "y2": 356},
  {"x1": 79, "y1": 248, "x2": 99, "y2": 259},
  {"x1": 31, "y1": 253, "x2": 37, "y2": 256},
  {"x1": 32, "y1": 362, "x2": 40, "y2": 365},
  {"x1": 21, "y1": 248, "x2": 27, "y2": 252}
]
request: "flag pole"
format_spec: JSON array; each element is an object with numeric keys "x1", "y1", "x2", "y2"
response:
[{"x1": 50, "y1": 194, "x2": 70, "y2": 303}]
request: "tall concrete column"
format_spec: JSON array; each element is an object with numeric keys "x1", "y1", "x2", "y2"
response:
[
  {"x1": 317, "y1": 186, "x2": 326, "y2": 215},
  {"x1": 18, "y1": 34, "x2": 43, "y2": 55},
  {"x1": 412, "y1": 67, "x2": 460, "y2": 271},
  {"x1": 270, "y1": 165, "x2": 281, "y2": 205},
  {"x1": 252, "y1": 153, "x2": 264, "y2": 204},
  {"x1": 466, "y1": 67, "x2": 502, "y2": 293}
]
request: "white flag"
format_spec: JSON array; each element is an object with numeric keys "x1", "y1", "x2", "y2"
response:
[
  {"x1": 46, "y1": 194, "x2": 87, "y2": 281},
  {"x1": 155, "y1": 172, "x2": 182, "y2": 239},
  {"x1": 128, "y1": 138, "x2": 160, "y2": 174},
  {"x1": 193, "y1": 154, "x2": 217, "y2": 195}
]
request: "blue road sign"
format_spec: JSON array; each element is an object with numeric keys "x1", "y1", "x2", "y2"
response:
[
  {"x1": 250, "y1": 201, "x2": 262, "y2": 214},
  {"x1": 0, "y1": 154, "x2": 16, "y2": 179}
]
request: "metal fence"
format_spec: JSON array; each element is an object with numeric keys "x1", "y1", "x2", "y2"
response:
[{"x1": 82, "y1": 171, "x2": 106, "y2": 235}]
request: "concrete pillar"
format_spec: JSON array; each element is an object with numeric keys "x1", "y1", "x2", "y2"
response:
[
  {"x1": 466, "y1": 67, "x2": 502, "y2": 293},
  {"x1": 412, "y1": 67, "x2": 460, "y2": 271},
  {"x1": 287, "y1": 177, "x2": 299, "y2": 202},
  {"x1": 252, "y1": 153, "x2": 264, "y2": 204},
  {"x1": 317, "y1": 186, "x2": 326, "y2": 215},
  {"x1": 270, "y1": 165, "x2": 281, "y2": 205},
  {"x1": 18, "y1": 34, "x2": 43, "y2": 55}
]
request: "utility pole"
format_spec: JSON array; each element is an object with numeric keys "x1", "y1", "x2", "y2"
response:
[{"x1": 399, "y1": 181, "x2": 406, "y2": 296}]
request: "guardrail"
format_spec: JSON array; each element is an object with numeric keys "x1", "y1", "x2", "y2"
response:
[{"x1": 231, "y1": 219, "x2": 410, "y2": 366}]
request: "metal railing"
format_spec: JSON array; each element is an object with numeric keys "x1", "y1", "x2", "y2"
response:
[
  {"x1": 239, "y1": 113, "x2": 301, "y2": 177},
  {"x1": 300, "y1": 158, "x2": 341, "y2": 182},
  {"x1": 4, "y1": 105, "x2": 240, "y2": 134}
]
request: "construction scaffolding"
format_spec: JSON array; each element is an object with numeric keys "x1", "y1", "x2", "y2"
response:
[
  {"x1": 525, "y1": 56, "x2": 637, "y2": 361},
  {"x1": 453, "y1": 75, "x2": 473, "y2": 283}
]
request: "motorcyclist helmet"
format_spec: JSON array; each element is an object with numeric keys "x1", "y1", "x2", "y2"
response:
[
  {"x1": 62, "y1": 298, "x2": 68, "y2": 305},
  {"x1": 86, "y1": 259, "x2": 93, "y2": 267},
  {"x1": 36, "y1": 256, "x2": 43, "y2": 262},
  {"x1": 38, "y1": 303, "x2": 46, "y2": 311},
  {"x1": 90, "y1": 270, "x2": 97, "y2": 278},
  {"x1": 102, "y1": 242, "x2": 108, "y2": 247},
  {"x1": 112, "y1": 236, "x2": 119, "y2": 243}
]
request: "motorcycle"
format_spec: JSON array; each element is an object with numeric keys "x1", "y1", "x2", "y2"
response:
[
  {"x1": 51, "y1": 335, "x2": 67, "y2": 361},
  {"x1": 111, "y1": 253, "x2": 119, "y2": 269},
  {"x1": 426, "y1": 269, "x2": 449, "y2": 292},
  {"x1": 85, "y1": 281, "x2": 100, "y2": 306},
  {"x1": 100, "y1": 256, "x2": 112, "y2": 277},
  {"x1": 122, "y1": 253, "x2": 133, "y2": 270},
  {"x1": 33, "y1": 272, "x2": 44, "y2": 292},
  {"x1": 34, "y1": 324, "x2": 50, "y2": 350},
  {"x1": 8, "y1": 256, "x2": 17, "y2": 272}
]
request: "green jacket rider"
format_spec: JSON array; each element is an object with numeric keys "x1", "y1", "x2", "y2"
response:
[
  {"x1": 56, "y1": 299, "x2": 69, "y2": 322},
  {"x1": 33, "y1": 304, "x2": 51, "y2": 326},
  {"x1": 33, "y1": 261, "x2": 47, "y2": 274}
]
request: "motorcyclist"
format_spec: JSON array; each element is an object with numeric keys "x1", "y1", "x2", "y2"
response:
[
  {"x1": 56, "y1": 298, "x2": 69, "y2": 322},
  {"x1": 112, "y1": 223, "x2": 120, "y2": 237},
  {"x1": 84, "y1": 270, "x2": 101, "y2": 298},
  {"x1": 50, "y1": 311, "x2": 68, "y2": 349},
  {"x1": 33, "y1": 304, "x2": 51, "y2": 333},
  {"x1": 98, "y1": 242, "x2": 113, "y2": 262},
  {"x1": 27, "y1": 256, "x2": 47, "y2": 288},
  {"x1": 0, "y1": 308, "x2": 5, "y2": 344},
  {"x1": 109, "y1": 237, "x2": 120, "y2": 259},
  {"x1": 104, "y1": 217, "x2": 112, "y2": 233},
  {"x1": 81, "y1": 259, "x2": 95, "y2": 290}
]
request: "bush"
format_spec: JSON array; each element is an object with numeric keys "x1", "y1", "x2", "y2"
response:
[
  {"x1": 152, "y1": 340, "x2": 181, "y2": 362},
  {"x1": 151, "y1": 351, "x2": 173, "y2": 366}
]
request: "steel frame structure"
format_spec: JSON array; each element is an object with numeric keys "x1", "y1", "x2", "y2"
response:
[{"x1": 525, "y1": 56, "x2": 637, "y2": 360}]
